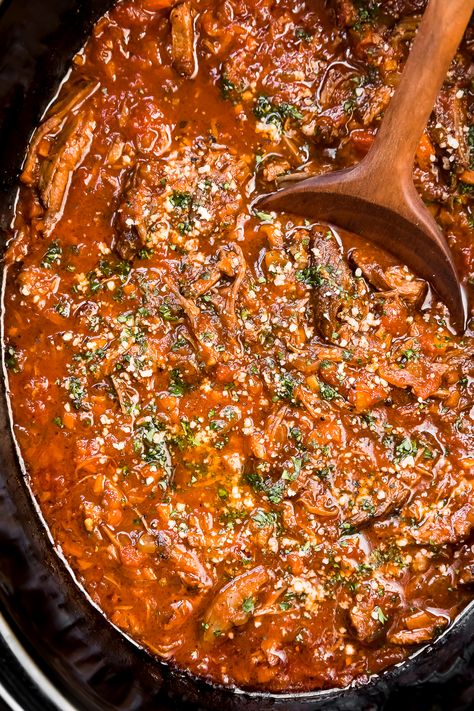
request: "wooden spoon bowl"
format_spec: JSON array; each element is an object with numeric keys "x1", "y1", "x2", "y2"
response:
[{"x1": 260, "y1": 0, "x2": 473, "y2": 332}]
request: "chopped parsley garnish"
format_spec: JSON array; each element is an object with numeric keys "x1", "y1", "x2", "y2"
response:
[
  {"x1": 41, "y1": 241, "x2": 62, "y2": 269},
  {"x1": 134, "y1": 419, "x2": 173, "y2": 485},
  {"x1": 68, "y1": 377, "x2": 86, "y2": 410},
  {"x1": 318, "y1": 380, "x2": 340, "y2": 401},
  {"x1": 254, "y1": 210, "x2": 273, "y2": 222},
  {"x1": 55, "y1": 300, "x2": 70, "y2": 318},
  {"x1": 172, "y1": 336, "x2": 188, "y2": 351},
  {"x1": 5, "y1": 345, "x2": 19, "y2": 373},
  {"x1": 158, "y1": 302, "x2": 181, "y2": 321},
  {"x1": 295, "y1": 27, "x2": 312, "y2": 41},
  {"x1": 137, "y1": 247, "x2": 154, "y2": 260},
  {"x1": 252, "y1": 510, "x2": 278, "y2": 528},
  {"x1": 468, "y1": 125, "x2": 474, "y2": 169},
  {"x1": 296, "y1": 265, "x2": 326, "y2": 287},
  {"x1": 275, "y1": 371, "x2": 299, "y2": 402},
  {"x1": 170, "y1": 190, "x2": 193, "y2": 209},
  {"x1": 397, "y1": 345, "x2": 419, "y2": 368},
  {"x1": 219, "y1": 74, "x2": 243, "y2": 102},
  {"x1": 219, "y1": 508, "x2": 247, "y2": 528},
  {"x1": 169, "y1": 368, "x2": 188, "y2": 397},
  {"x1": 242, "y1": 596, "x2": 255, "y2": 614},
  {"x1": 254, "y1": 95, "x2": 302, "y2": 131},
  {"x1": 394, "y1": 437, "x2": 418, "y2": 462}
]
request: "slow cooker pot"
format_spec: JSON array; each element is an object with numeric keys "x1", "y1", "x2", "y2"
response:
[{"x1": 1, "y1": 1, "x2": 474, "y2": 709}]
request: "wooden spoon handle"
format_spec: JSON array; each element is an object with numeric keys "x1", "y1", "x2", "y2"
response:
[{"x1": 364, "y1": 0, "x2": 474, "y2": 181}]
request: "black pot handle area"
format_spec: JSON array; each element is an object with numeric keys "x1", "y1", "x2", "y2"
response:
[{"x1": 1, "y1": 2, "x2": 474, "y2": 711}]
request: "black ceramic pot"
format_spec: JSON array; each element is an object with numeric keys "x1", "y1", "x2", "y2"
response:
[{"x1": 1, "y1": 2, "x2": 474, "y2": 709}]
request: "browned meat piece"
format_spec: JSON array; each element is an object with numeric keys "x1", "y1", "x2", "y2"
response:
[
  {"x1": 164, "y1": 276, "x2": 240, "y2": 367},
  {"x1": 351, "y1": 249, "x2": 426, "y2": 305},
  {"x1": 383, "y1": 0, "x2": 427, "y2": 19},
  {"x1": 308, "y1": 228, "x2": 358, "y2": 343},
  {"x1": 20, "y1": 79, "x2": 99, "y2": 236},
  {"x1": 170, "y1": 2, "x2": 197, "y2": 77},
  {"x1": 407, "y1": 481, "x2": 474, "y2": 546},
  {"x1": 261, "y1": 158, "x2": 291, "y2": 183},
  {"x1": 454, "y1": 544, "x2": 474, "y2": 586},
  {"x1": 346, "y1": 370, "x2": 391, "y2": 412},
  {"x1": 169, "y1": 543, "x2": 213, "y2": 589},
  {"x1": 155, "y1": 530, "x2": 213, "y2": 589},
  {"x1": 389, "y1": 627, "x2": 438, "y2": 645},
  {"x1": 346, "y1": 478, "x2": 409, "y2": 529},
  {"x1": 349, "y1": 585, "x2": 400, "y2": 644},
  {"x1": 115, "y1": 229, "x2": 141, "y2": 261},
  {"x1": 360, "y1": 86, "x2": 392, "y2": 126},
  {"x1": 332, "y1": 0, "x2": 425, "y2": 27},
  {"x1": 382, "y1": 266, "x2": 427, "y2": 304},
  {"x1": 413, "y1": 166, "x2": 450, "y2": 204},
  {"x1": 21, "y1": 78, "x2": 99, "y2": 186},
  {"x1": 330, "y1": 0, "x2": 357, "y2": 27},
  {"x1": 388, "y1": 610, "x2": 448, "y2": 646},
  {"x1": 412, "y1": 503, "x2": 474, "y2": 546},
  {"x1": 187, "y1": 246, "x2": 243, "y2": 298},
  {"x1": 114, "y1": 140, "x2": 249, "y2": 258},
  {"x1": 38, "y1": 111, "x2": 96, "y2": 234},
  {"x1": 378, "y1": 361, "x2": 447, "y2": 400},
  {"x1": 298, "y1": 454, "x2": 410, "y2": 530},
  {"x1": 111, "y1": 375, "x2": 140, "y2": 419},
  {"x1": 202, "y1": 566, "x2": 271, "y2": 643},
  {"x1": 430, "y1": 88, "x2": 471, "y2": 170}
]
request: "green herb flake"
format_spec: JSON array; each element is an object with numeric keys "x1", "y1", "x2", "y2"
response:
[
  {"x1": 5, "y1": 345, "x2": 19, "y2": 373},
  {"x1": 170, "y1": 191, "x2": 193, "y2": 210},
  {"x1": 252, "y1": 509, "x2": 277, "y2": 528},
  {"x1": 169, "y1": 369, "x2": 187, "y2": 397},
  {"x1": 242, "y1": 596, "x2": 255, "y2": 614},
  {"x1": 41, "y1": 241, "x2": 62, "y2": 269},
  {"x1": 158, "y1": 302, "x2": 180, "y2": 322}
]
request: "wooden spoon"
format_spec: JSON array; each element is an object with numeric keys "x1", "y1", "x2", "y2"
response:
[{"x1": 259, "y1": 0, "x2": 473, "y2": 332}]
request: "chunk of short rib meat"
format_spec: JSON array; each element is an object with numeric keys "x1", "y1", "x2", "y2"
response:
[
  {"x1": 165, "y1": 278, "x2": 236, "y2": 367},
  {"x1": 383, "y1": 0, "x2": 427, "y2": 20},
  {"x1": 431, "y1": 87, "x2": 471, "y2": 170},
  {"x1": 309, "y1": 228, "x2": 357, "y2": 343},
  {"x1": 388, "y1": 609, "x2": 448, "y2": 645},
  {"x1": 349, "y1": 584, "x2": 400, "y2": 644},
  {"x1": 408, "y1": 482, "x2": 474, "y2": 546},
  {"x1": 330, "y1": 0, "x2": 358, "y2": 27},
  {"x1": 378, "y1": 360, "x2": 447, "y2": 400},
  {"x1": 21, "y1": 78, "x2": 98, "y2": 187},
  {"x1": 114, "y1": 140, "x2": 249, "y2": 259},
  {"x1": 155, "y1": 530, "x2": 213, "y2": 589},
  {"x1": 346, "y1": 478, "x2": 409, "y2": 529},
  {"x1": 454, "y1": 544, "x2": 474, "y2": 586},
  {"x1": 170, "y1": 2, "x2": 197, "y2": 77},
  {"x1": 332, "y1": 0, "x2": 426, "y2": 27},
  {"x1": 20, "y1": 80, "x2": 98, "y2": 235},
  {"x1": 39, "y1": 110, "x2": 96, "y2": 234},
  {"x1": 169, "y1": 543, "x2": 213, "y2": 589},
  {"x1": 261, "y1": 158, "x2": 291, "y2": 184},
  {"x1": 351, "y1": 249, "x2": 426, "y2": 305},
  {"x1": 202, "y1": 566, "x2": 271, "y2": 643}
]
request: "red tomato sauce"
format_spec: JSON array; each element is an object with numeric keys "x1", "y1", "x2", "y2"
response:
[{"x1": 4, "y1": 0, "x2": 474, "y2": 693}]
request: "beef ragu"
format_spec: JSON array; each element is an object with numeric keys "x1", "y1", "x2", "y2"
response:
[{"x1": 3, "y1": 0, "x2": 474, "y2": 694}]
